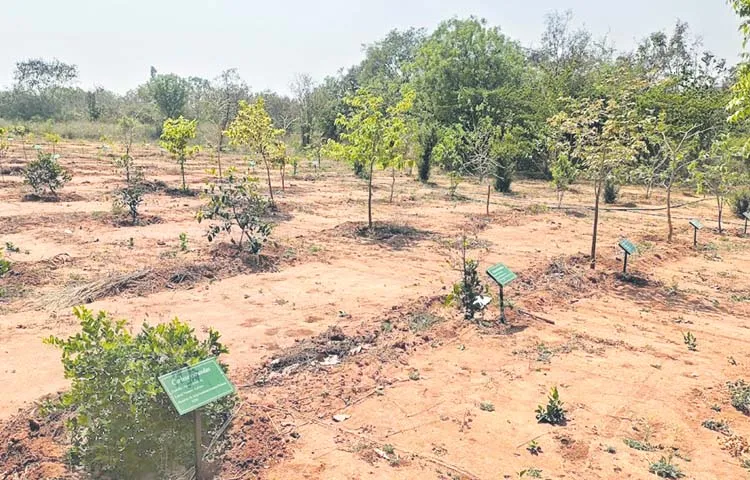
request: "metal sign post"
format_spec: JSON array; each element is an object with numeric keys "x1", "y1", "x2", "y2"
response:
[
  {"x1": 486, "y1": 263, "x2": 517, "y2": 323},
  {"x1": 689, "y1": 219, "x2": 703, "y2": 247},
  {"x1": 618, "y1": 239, "x2": 637, "y2": 274},
  {"x1": 743, "y1": 212, "x2": 750, "y2": 235},
  {"x1": 159, "y1": 358, "x2": 235, "y2": 480}
]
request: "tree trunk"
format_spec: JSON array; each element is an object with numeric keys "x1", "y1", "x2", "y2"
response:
[
  {"x1": 280, "y1": 165, "x2": 286, "y2": 191},
  {"x1": 666, "y1": 181, "x2": 673, "y2": 242},
  {"x1": 262, "y1": 154, "x2": 274, "y2": 205},
  {"x1": 216, "y1": 132, "x2": 224, "y2": 178},
  {"x1": 645, "y1": 180, "x2": 652, "y2": 200},
  {"x1": 180, "y1": 160, "x2": 187, "y2": 191},
  {"x1": 367, "y1": 160, "x2": 375, "y2": 229},
  {"x1": 717, "y1": 195, "x2": 723, "y2": 233},
  {"x1": 486, "y1": 183, "x2": 491, "y2": 216},
  {"x1": 590, "y1": 180, "x2": 602, "y2": 269},
  {"x1": 389, "y1": 167, "x2": 395, "y2": 203}
]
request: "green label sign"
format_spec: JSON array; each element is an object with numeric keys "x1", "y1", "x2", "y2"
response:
[
  {"x1": 158, "y1": 358, "x2": 234, "y2": 415},
  {"x1": 619, "y1": 239, "x2": 637, "y2": 255},
  {"x1": 689, "y1": 219, "x2": 703, "y2": 230},
  {"x1": 487, "y1": 263, "x2": 517, "y2": 287}
]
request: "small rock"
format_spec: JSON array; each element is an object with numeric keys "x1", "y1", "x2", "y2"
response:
[{"x1": 332, "y1": 414, "x2": 351, "y2": 423}]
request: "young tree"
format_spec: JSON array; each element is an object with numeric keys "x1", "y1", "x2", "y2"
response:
[
  {"x1": 198, "y1": 167, "x2": 272, "y2": 254},
  {"x1": 225, "y1": 98, "x2": 285, "y2": 205},
  {"x1": 691, "y1": 137, "x2": 745, "y2": 233},
  {"x1": 159, "y1": 116, "x2": 199, "y2": 191},
  {"x1": 654, "y1": 119, "x2": 708, "y2": 242},
  {"x1": 24, "y1": 151, "x2": 72, "y2": 197},
  {"x1": 114, "y1": 117, "x2": 145, "y2": 224},
  {"x1": 324, "y1": 88, "x2": 414, "y2": 229},
  {"x1": 550, "y1": 152, "x2": 578, "y2": 207},
  {"x1": 549, "y1": 82, "x2": 646, "y2": 268}
]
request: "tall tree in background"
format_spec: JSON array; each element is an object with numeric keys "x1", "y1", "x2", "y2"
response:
[
  {"x1": 409, "y1": 17, "x2": 527, "y2": 132},
  {"x1": 358, "y1": 28, "x2": 425, "y2": 105},
  {"x1": 729, "y1": 0, "x2": 750, "y2": 132},
  {"x1": 11, "y1": 58, "x2": 78, "y2": 119},
  {"x1": 291, "y1": 73, "x2": 317, "y2": 147},
  {"x1": 213, "y1": 69, "x2": 249, "y2": 177},
  {"x1": 225, "y1": 98, "x2": 285, "y2": 205},
  {"x1": 150, "y1": 74, "x2": 190, "y2": 119}
]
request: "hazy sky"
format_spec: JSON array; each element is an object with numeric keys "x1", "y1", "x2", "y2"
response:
[{"x1": 0, "y1": 0, "x2": 742, "y2": 95}]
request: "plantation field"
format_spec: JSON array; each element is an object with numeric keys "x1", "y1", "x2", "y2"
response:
[{"x1": 2, "y1": 142, "x2": 750, "y2": 479}]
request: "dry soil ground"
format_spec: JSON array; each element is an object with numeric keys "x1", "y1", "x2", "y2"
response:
[{"x1": 1, "y1": 141, "x2": 750, "y2": 480}]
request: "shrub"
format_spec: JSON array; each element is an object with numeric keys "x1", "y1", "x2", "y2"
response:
[
  {"x1": 648, "y1": 455, "x2": 685, "y2": 478},
  {"x1": 535, "y1": 386, "x2": 567, "y2": 425},
  {"x1": 701, "y1": 419, "x2": 731, "y2": 435},
  {"x1": 604, "y1": 177, "x2": 619, "y2": 204},
  {"x1": 23, "y1": 151, "x2": 71, "y2": 196},
  {"x1": 114, "y1": 183, "x2": 145, "y2": 224},
  {"x1": 43, "y1": 306, "x2": 235, "y2": 478},
  {"x1": 728, "y1": 380, "x2": 750, "y2": 414},
  {"x1": 683, "y1": 332, "x2": 697, "y2": 351},
  {"x1": 0, "y1": 252, "x2": 10, "y2": 277},
  {"x1": 730, "y1": 188, "x2": 750, "y2": 218},
  {"x1": 198, "y1": 167, "x2": 272, "y2": 254}
]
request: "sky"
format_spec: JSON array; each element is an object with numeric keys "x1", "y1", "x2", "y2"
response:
[{"x1": 0, "y1": 0, "x2": 743, "y2": 96}]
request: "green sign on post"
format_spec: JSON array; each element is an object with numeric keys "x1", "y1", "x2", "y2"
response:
[
  {"x1": 487, "y1": 263, "x2": 517, "y2": 286},
  {"x1": 689, "y1": 219, "x2": 703, "y2": 247},
  {"x1": 487, "y1": 263, "x2": 516, "y2": 324},
  {"x1": 159, "y1": 357, "x2": 234, "y2": 415},
  {"x1": 159, "y1": 357, "x2": 234, "y2": 480},
  {"x1": 618, "y1": 239, "x2": 637, "y2": 256},
  {"x1": 744, "y1": 212, "x2": 750, "y2": 235},
  {"x1": 618, "y1": 239, "x2": 637, "y2": 274}
]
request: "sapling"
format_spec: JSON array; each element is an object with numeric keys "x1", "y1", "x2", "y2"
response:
[
  {"x1": 683, "y1": 332, "x2": 697, "y2": 351},
  {"x1": 23, "y1": 151, "x2": 71, "y2": 197},
  {"x1": 535, "y1": 386, "x2": 567, "y2": 425},
  {"x1": 197, "y1": 167, "x2": 272, "y2": 254}
]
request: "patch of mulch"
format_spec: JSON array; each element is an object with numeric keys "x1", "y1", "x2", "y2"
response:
[
  {"x1": 21, "y1": 192, "x2": 86, "y2": 203},
  {"x1": 327, "y1": 221, "x2": 435, "y2": 250},
  {"x1": 262, "y1": 326, "x2": 378, "y2": 375}
]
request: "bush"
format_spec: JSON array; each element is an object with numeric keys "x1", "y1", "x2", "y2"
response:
[
  {"x1": 23, "y1": 151, "x2": 71, "y2": 196},
  {"x1": 0, "y1": 252, "x2": 10, "y2": 277},
  {"x1": 730, "y1": 188, "x2": 750, "y2": 218},
  {"x1": 648, "y1": 456, "x2": 685, "y2": 478},
  {"x1": 115, "y1": 184, "x2": 145, "y2": 224},
  {"x1": 728, "y1": 380, "x2": 750, "y2": 414},
  {"x1": 44, "y1": 306, "x2": 235, "y2": 478},
  {"x1": 198, "y1": 167, "x2": 272, "y2": 253},
  {"x1": 535, "y1": 386, "x2": 567, "y2": 425},
  {"x1": 604, "y1": 177, "x2": 619, "y2": 204}
]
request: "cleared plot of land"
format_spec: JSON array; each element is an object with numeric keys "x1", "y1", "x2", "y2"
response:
[{"x1": 1, "y1": 142, "x2": 750, "y2": 479}]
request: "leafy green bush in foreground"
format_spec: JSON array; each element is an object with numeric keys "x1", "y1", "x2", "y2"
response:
[{"x1": 44, "y1": 306, "x2": 235, "y2": 478}]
